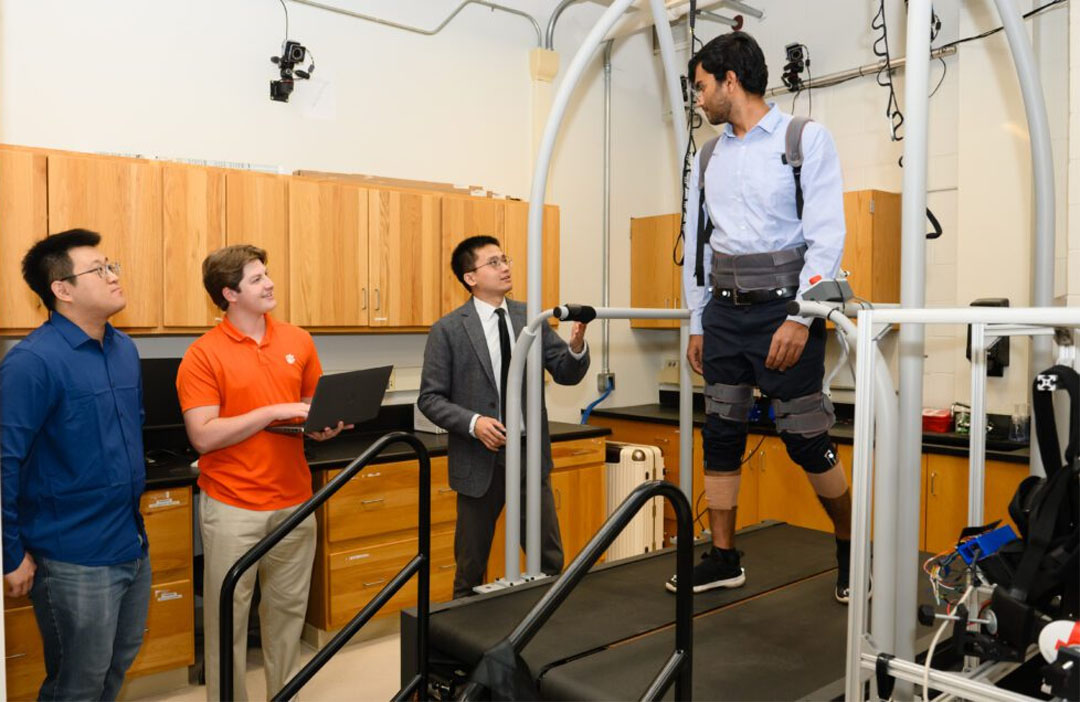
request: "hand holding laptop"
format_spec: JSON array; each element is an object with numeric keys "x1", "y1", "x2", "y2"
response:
[{"x1": 305, "y1": 420, "x2": 353, "y2": 442}]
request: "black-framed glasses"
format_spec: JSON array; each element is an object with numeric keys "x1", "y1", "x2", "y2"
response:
[
  {"x1": 466, "y1": 255, "x2": 512, "y2": 273},
  {"x1": 57, "y1": 261, "x2": 122, "y2": 283}
]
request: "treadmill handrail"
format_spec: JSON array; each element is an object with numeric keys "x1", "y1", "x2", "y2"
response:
[
  {"x1": 460, "y1": 479, "x2": 695, "y2": 702},
  {"x1": 218, "y1": 430, "x2": 431, "y2": 702}
]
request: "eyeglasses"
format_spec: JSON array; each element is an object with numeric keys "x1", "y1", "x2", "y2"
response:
[
  {"x1": 466, "y1": 255, "x2": 512, "y2": 273},
  {"x1": 57, "y1": 261, "x2": 122, "y2": 282}
]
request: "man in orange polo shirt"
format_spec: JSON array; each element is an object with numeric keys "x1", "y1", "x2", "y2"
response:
[{"x1": 176, "y1": 244, "x2": 345, "y2": 701}]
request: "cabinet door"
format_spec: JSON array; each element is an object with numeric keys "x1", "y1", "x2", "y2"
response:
[
  {"x1": 924, "y1": 454, "x2": 970, "y2": 554},
  {"x1": 503, "y1": 201, "x2": 561, "y2": 315},
  {"x1": 226, "y1": 171, "x2": 290, "y2": 321},
  {"x1": 140, "y1": 487, "x2": 193, "y2": 583},
  {"x1": 5, "y1": 606, "x2": 45, "y2": 702},
  {"x1": 47, "y1": 154, "x2": 163, "y2": 329},
  {"x1": 550, "y1": 462, "x2": 606, "y2": 566},
  {"x1": 630, "y1": 215, "x2": 680, "y2": 329},
  {"x1": 127, "y1": 579, "x2": 195, "y2": 676},
  {"x1": 757, "y1": 436, "x2": 837, "y2": 533},
  {"x1": 440, "y1": 196, "x2": 504, "y2": 314},
  {"x1": 288, "y1": 179, "x2": 367, "y2": 327},
  {"x1": 368, "y1": 189, "x2": 441, "y2": 327},
  {"x1": 0, "y1": 148, "x2": 49, "y2": 330},
  {"x1": 162, "y1": 165, "x2": 225, "y2": 327}
]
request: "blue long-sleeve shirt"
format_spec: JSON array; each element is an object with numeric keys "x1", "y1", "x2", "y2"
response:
[
  {"x1": 682, "y1": 104, "x2": 846, "y2": 334},
  {"x1": 1, "y1": 313, "x2": 147, "y2": 574}
]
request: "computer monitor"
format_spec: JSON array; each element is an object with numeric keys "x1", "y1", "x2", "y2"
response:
[{"x1": 141, "y1": 357, "x2": 184, "y2": 429}]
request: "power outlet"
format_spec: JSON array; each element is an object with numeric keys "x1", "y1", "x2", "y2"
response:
[
  {"x1": 597, "y1": 372, "x2": 615, "y2": 393},
  {"x1": 663, "y1": 358, "x2": 680, "y2": 370}
]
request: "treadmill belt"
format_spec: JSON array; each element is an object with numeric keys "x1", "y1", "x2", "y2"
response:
[
  {"x1": 539, "y1": 572, "x2": 847, "y2": 701},
  {"x1": 426, "y1": 523, "x2": 836, "y2": 675}
]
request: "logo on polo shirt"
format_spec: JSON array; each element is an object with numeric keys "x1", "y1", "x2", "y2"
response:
[{"x1": 285, "y1": 354, "x2": 296, "y2": 365}]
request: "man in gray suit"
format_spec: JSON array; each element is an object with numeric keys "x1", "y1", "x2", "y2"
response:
[{"x1": 419, "y1": 235, "x2": 590, "y2": 598}]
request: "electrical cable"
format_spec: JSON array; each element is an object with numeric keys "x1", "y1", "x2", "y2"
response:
[
  {"x1": 278, "y1": 0, "x2": 289, "y2": 47},
  {"x1": 675, "y1": 0, "x2": 700, "y2": 267},
  {"x1": 580, "y1": 376, "x2": 614, "y2": 424},
  {"x1": 691, "y1": 432, "x2": 766, "y2": 528},
  {"x1": 872, "y1": 0, "x2": 904, "y2": 141},
  {"x1": 936, "y1": 0, "x2": 1066, "y2": 52}
]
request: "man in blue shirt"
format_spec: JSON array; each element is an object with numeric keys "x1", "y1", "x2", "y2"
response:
[
  {"x1": 667, "y1": 32, "x2": 854, "y2": 603},
  {"x1": 1, "y1": 229, "x2": 151, "y2": 700}
]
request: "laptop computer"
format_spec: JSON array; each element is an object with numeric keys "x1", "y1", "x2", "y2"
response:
[{"x1": 266, "y1": 365, "x2": 393, "y2": 435}]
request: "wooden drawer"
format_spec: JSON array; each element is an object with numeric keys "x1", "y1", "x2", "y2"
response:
[
  {"x1": 325, "y1": 457, "x2": 454, "y2": 543},
  {"x1": 551, "y1": 437, "x2": 605, "y2": 471},
  {"x1": 326, "y1": 527, "x2": 455, "y2": 629},
  {"x1": 140, "y1": 487, "x2": 192, "y2": 580},
  {"x1": 5, "y1": 606, "x2": 44, "y2": 702},
  {"x1": 128, "y1": 579, "x2": 195, "y2": 677}
]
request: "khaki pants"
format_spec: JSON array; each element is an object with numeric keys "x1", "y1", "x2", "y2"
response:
[{"x1": 200, "y1": 493, "x2": 317, "y2": 702}]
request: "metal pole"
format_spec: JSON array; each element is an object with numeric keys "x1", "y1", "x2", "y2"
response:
[
  {"x1": 969, "y1": 324, "x2": 989, "y2": 526},
  {"x1": 763, "y1": 46, "x2": 956, "y2": 98},
  {"x1": 990, "y1": 0, "x2": 1056, "y2": 478},
  {"x1": 602, "y1": 40, "x2": 613, "y2": 377},
  {"x1": 895, "y1": 0, "x2": 933, "y2": 678},
  {"x1": 846, "y1": 308, "x2": 879, "y2": 702},
  {"x1": 647, "y1": 0, "x2": 694, "y2": 513},
  {"x1": 523, "y1": 0, "x2": 639, "y2": 578}
]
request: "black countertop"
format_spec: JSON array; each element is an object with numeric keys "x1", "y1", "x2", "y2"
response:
[
  {"x1": 588, "y1": 404, "x2": 1031, "y2": 465},
  {"x1": 144, "y1": 421, "x2": 611, "y2": 489}
]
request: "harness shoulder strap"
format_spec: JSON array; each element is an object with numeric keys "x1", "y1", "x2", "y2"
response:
[
  {"x1": 783, "y1": 116, "x2": 812, "y2": 220},
  {"x1": 694, "y1": 136, "x2": 720, "y2": 287}
]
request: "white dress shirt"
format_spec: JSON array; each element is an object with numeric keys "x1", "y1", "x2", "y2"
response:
[
  {"x1": 681, "y1": 103, "x2": 846, "y2": 333},
  {"x1": 468, "y1": 296, "x2": 586, "y2": 437}
]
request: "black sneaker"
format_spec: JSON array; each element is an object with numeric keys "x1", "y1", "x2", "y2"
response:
[
  {"x1": 665, "y1": 547, "x2": 746, "y2": 594},
  {"x1": 835, "y1": 572, "x2": 873, "y2": 604}
]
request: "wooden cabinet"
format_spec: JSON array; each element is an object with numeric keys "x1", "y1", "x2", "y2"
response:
[
  {"x1": 288, "y1": 178, "x2": 368, "y2": 327},
  {"x1": 4, "y1": 486, "x2": 194, "y2": 698},
  {"x1": 162, "y1": 164, "x2": 226, "y2": 328},
  {"x1": 307, "y1": 456, "x2": 457, "y2": 630},
  {"x1": 367, "y1": 189, "x2": 442, "y2": 327},
  {"x1": 923, "y1": 454, "x2": 1029, "y2": 554},
  {"x1": 840, "y1": 190, "x2": 901, "y2": 303},
  {"x1": 47, "y1": 153, "x2": 163, "y2": 329},
  {"x1": 486, "y1": 437, "x2": 606, "y2": 581},
  {"x1": 629, "y1": 214, "x2": 682, "y2": 329},
  {"x1": 225, "y1": 171, "x2": 291, "y2": 322},
  {"x1": 0, "y1": 148, "x2": 49, "y2": 331}
]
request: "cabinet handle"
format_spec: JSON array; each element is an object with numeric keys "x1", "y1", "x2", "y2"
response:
[
  {"x1": 361, "y1": 288, "x2": 368, "y2": 310},
  {"x1": 930, "y1": 472, "x2": 937, "y2": 497},
  {"x1": 374, "y1": 288, "x2": 381, "y2": 311},
  {"x1": 6, "y1": 652, "x2": 27, "y2": 660},
  {"x1": 437, "y1": 487, "x2": 454, "y2": 494},
  {"x1": 555, "y1": 488, "x2": 562, "y2": 510},
  {"x1": 664, "y1": 297, "x2": 670, "y2": 307},
  {"x1": 361, "y1": 498, "x2": 385, "y2": 505},
  {"x1": 438, "y1": 564, "x2": 455, "y2": 571},
  {"x1": 653, "y1": 437, "x2": 669, "y2": 445},
  {"x1": 363, "y1": 578, "x2": 387, "y2": 587},
  {"x1": 347, "y1": 553, "x2": 371, "y2": 562}
]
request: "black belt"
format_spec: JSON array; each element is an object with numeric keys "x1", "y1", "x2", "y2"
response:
[{"x1": 713, "y1": 286, "x2": 798, "y2": 305}]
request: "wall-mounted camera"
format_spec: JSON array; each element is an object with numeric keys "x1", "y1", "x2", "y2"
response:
[
  {"x1": 781, "y1": 42, "x2": 808, "y2": 93},
  {"x1": 270, "y1": 40, "x2": 315, "y2": 103}
]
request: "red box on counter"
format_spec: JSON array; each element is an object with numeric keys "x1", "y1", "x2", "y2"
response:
[{"x1": 922, "y1": 408, "x2": 953, "y2": 433}]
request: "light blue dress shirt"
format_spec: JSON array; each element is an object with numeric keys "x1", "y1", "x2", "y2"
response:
[{"x1": 682, "y1": 104, "x2": 846, "y2": 334}]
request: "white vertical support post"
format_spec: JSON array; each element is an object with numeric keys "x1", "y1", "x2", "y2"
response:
[
  {"x1": 523, "y1": 0, "x2": 640, "y2": 578},
  {"x1": 846, "y1": 309, "x2": 878, "y2": 702},
  {"x1": 968, "y1": 324, "x2": 989, "y2": 526}
]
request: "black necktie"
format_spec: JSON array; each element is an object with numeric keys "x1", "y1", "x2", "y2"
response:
[{"x1": 495, "y1": 308, "x2": 511, "y2": 422}]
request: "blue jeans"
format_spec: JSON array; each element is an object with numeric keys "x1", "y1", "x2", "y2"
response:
[{"x1": 30, "y1": 555, "x2": 152, "y2": 701}]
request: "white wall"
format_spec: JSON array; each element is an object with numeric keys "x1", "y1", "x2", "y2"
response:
[{"x1": 0, "y1": 0, "x2": 1073, "y2": 420}]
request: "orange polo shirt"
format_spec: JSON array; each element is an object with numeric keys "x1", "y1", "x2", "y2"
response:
[{"x1": 176, "y1": 315, "x2": 322, "y2": 510}]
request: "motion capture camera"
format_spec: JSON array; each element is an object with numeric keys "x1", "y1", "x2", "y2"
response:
[
  {"x1": 781, "y1": 42, "x2": 808, "y2": 93},
  {"x1": 270, "y1": 40, "x2": 315, "y2": 103}
]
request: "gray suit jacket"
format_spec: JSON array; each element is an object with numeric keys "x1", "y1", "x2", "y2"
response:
[{"x1": 417, "y1": 298, "x2": 590, "y2": 498}]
